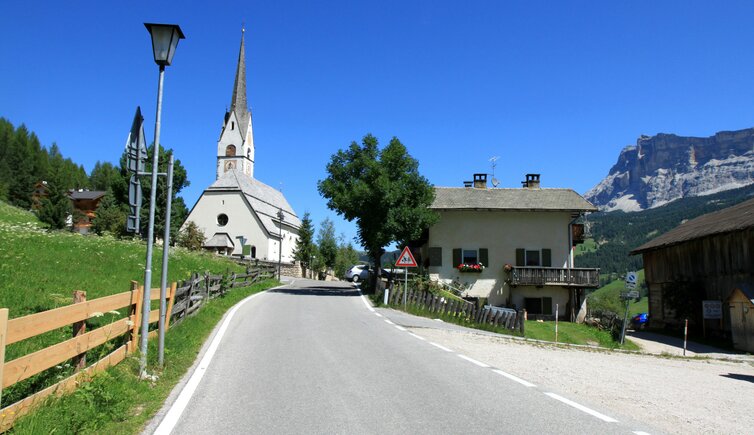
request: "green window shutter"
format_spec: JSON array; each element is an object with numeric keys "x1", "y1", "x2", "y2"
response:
[
  {"x1": 479, "y1": 248, "x2": 488, "y2": 267},
  {"x1": 542, "y1": 297, "x2": 553, "y2": 315},
  {"x1": 452, "y1": 248, "x2": 462, "y2": 267},
  {"x1": 429, "y1": 247, "x2": 442, "y2": 267},
  {"x1": 515, "y1": 248, "x2": 525, "y2": 267},
  {"x1": 542, "y1": 249, "x2": 552, "y2": 267}
]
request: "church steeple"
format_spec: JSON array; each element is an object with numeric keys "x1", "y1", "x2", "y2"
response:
[
  {"x1": 216, "y1": 28, "x2": 255, "y2": 180},
  {"x1": 230, "y1": 28, "x2": 250, "y2": 138}
]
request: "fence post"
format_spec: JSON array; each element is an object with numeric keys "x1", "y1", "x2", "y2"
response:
[
  {"x1": 129, "y1": 281, "x2": 142, "y2": 354},
  {"x1": 72, "y1": 290, "x2": 87, "y2": 372},
  {"x1": 205, "y1": 272, "x2": 210, "y2": 301},
  {"x1": 165, "y1": 282, "x2": 177, "y2": 329},
  {"x1": 0, "y1": 307, "x2": 8, "y2": 407},
  {"x1": 518, "y1": 309, "x2": 526, "y2": 335}
]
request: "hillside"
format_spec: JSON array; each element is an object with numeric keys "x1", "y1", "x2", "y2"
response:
[
  {"x1": 577, "y1": 183, "x2": 754, "y2": 276},
  {"x1": 586, "y1": 128, "x2": 754, "y2": 212},
  {"x1": 0, "y1": 201, "x2": 244, "y2": 317}
]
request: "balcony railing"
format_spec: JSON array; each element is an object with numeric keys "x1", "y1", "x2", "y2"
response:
[{"x1": 510, "y1": 266, "x2": 600, "y2": 288}]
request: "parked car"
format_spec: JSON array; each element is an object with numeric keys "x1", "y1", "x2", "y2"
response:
[
  {"x1": 345, "y1": 264, "x2": 371, "y2": 283},
  {"x1": 631, "y1": 312, "x2": 649, "y2": 330}
]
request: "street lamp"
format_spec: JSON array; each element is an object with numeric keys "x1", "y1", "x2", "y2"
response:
[
  {"x1": 277, "y1": 208, "x2": 285, "y2": 281},
  {"x1": 140, "y1": 23, "x2": 184, "y2": 378}
]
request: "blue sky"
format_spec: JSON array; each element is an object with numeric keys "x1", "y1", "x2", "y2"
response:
[{"x1": 3, "y1": 1, "x2": 754, "y2": 245}]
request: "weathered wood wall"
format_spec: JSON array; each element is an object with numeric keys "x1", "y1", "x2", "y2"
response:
[{"x1": 641, "y1": 227, "x2": 754, "y2": 330}]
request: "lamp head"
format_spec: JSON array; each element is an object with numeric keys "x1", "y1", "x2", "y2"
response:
[{"x1": 144, "y1": 23, "x2": 185, "y2": 66}]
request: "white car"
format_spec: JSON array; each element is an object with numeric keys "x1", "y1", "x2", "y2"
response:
[{"x1": 345, "y1": 264, "x2": 371, "y2": 283}]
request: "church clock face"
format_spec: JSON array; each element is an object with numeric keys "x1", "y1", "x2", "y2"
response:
[{"x1": 225, "y1": 160, "x2": 236, "y2": 171}]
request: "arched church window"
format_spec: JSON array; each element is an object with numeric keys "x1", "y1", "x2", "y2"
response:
[
  {"x1": 225, "y1": 145, "x2": 236, "y2": 156},
  {"x1": 217, "y1": 214, "x2": 228, "y2": 226},
  {"x1": 232, "y1": 121, "x2": 235, "y2": 130},
  {"x1": 251, "y1": 246, "x2": 256, "y2": 258}
]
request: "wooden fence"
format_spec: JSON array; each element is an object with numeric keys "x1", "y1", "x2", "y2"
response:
[
  {"x1": 169, "y1": 264, "x2": 275, "y2": 328},
  {"x1": 0, "y1": 262, "x2": 276, "y2": 431},
  {"x1": 386, "y1": 286, "x2": 525, "y2": 333}
]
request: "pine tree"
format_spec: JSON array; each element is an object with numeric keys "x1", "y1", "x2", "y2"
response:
[{"x1": 293, "y1": 212, "x2": 316, "y2": 268}]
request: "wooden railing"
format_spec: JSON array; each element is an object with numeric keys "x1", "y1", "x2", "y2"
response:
[{"x1": 510, "y1": 267, "x2": 600, "y2": 288}]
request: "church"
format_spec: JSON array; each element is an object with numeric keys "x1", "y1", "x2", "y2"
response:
[{"x1": 183, "y1": 31, "x2": 300, "y2": 262}]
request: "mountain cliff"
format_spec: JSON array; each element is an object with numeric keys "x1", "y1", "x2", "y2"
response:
[{"x1": 585, "y1": 128, "x2": 754, "y2": 211}]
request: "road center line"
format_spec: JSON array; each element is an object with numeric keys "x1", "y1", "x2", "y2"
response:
[
  {"x1": 428, "y1": 342, "x2": 453, "y2": 352},
  {"x1": 457, "y1": 354, "x2": 490, "y2": 368},
  {"x1": 492, "y1": 369, "x2": 536, "y2": 387},
  {"x1": 384, "y1": 319, "x2": 395, "y2": 325},
  {"x1": 153, "y1": 290, "x2": 267, "y2": 435},
  {"x1": 633, "y1": 432, "x2": 652, "y2": 435},
  {"x1": 374, "y1": 312, "x2": 383, "y2": 317},
  {"x1": 544, "y1": 392, "x2": 618, "y2": 423},
  {"x1": 395, "y1": 325, "x2": 407, "y2": 331},
  {"x1": 408, "y1": 332, "x2": 426, "y2": 341}
]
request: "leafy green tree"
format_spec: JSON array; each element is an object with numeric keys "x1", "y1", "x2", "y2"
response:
[
  {"x1": 318, "y1": 134, "x2": 437, "y2": 293},
  {"x1": 293, "y1": 212, "x2": 316, "y2": 268},
  {"x1": 90, "y1": 161, "x2": 124, "y2": 192},
  {"x1": 91, "y1": 191, "x2": 127, "y2": 236},
  {"x1": 317, "y1": 217, "x2": 338, "y2": 270},
  {"x1": 176, "y1": 221, "x2": 206, "y2": 251},
  {"x1": 37, "y1": 179, "x2": 71, "y2": 229},
  {"x1": 334, "y1": 235, "x2": 360, "y2": 278}
]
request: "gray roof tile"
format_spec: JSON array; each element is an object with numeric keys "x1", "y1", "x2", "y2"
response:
[
  {"x1": 208, "y1": 169, "x2": 301, "y2": 234},
  {"x1": 432, "y1": 187, "x2": 597, "y2": 212}
]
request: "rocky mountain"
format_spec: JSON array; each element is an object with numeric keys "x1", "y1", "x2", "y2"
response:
[{"x1": 585, "y1": 128, "x2": 754, "y2": 211}]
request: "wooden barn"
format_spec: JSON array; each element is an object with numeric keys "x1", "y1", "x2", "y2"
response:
[{"x1": 630, "y1": 197, "x2": 754, "y2": 343}]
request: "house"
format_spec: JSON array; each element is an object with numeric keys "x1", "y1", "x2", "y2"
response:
[
  {"x1": 67, "y1": 189, "x2": 106, "y2": 234},
  {"x1": 183, "y1": 30, "x2": 301, "y2": 261},
  {"x1": 418, "y1": 173, "x2": 599, "y2": 320},
  {"x1": 631, "y1": 197, "x2": 754, "y2": 342},
  {"x1": 31, "y1": 180, "x2": 49, "y2": 210}
]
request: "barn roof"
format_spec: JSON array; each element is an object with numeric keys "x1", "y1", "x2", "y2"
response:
[
  {"x1": 432, "y1": 187, "x2": 596, "y2": 214},
  {"x1": 207, "y1": 169, "x2": 301, "y2": 234},
  {"x1": 631, "y1": 197, "x2": 754, "y2": 255}
]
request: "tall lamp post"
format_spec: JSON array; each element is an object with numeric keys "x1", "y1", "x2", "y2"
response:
[
  {"x1": 140, "y1": 23, "x2": 185, "y2": 378},
  {"x1": 277, "y1": 208, "x2": 284, "y2": 281}
]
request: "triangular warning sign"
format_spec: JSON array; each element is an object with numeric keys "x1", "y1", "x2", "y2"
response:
[{"x1": 395, "y1": 246, "x2": 418, "y2": 267}]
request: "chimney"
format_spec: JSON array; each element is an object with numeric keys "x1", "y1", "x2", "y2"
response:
[
  {"x1": 522, "y1": 173, "x2": 540, "y2": 189},
  {"x1": 473, "y1": 173, "x2": 487, "y2": 189}
]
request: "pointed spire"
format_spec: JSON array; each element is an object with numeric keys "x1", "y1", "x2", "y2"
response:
[{"x1": 230, "y1": 28, "x2": 249, "y2": 135}]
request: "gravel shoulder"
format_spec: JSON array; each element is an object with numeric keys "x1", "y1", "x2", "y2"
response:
[{"x1": 390, "y1": 314, "x2": 754, "y2": 435}]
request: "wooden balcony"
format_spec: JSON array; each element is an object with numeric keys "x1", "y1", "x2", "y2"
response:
[{"x1": 510, "y1": 266, "x2": 600, "y2": 288}]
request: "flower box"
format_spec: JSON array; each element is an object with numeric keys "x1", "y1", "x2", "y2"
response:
[{"x1": 457, "y1": 263, "x2": 484, "y2": 273}]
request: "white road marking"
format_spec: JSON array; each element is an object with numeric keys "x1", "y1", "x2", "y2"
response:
[
  {"x1": 357, "y1": 290, "x2": 375, "y2": 312},
  {"x1": 633, "y1": 432, "x2": 652, "y2": 435},
  {"x1": 395, "y1": 325, "x2": 407, "y2": 332},
  {"x1": 492, "y1": 369, "x2": 536, "y2": 387},
  {"x1": 544, "y1": 392, "x2": 618, "y2": 423},
  {"x1": 374, "y1": 312, "x2": 383, "y2": 317},
  {"x1": 429, "y1": 342, "x2": 453, "y2": 352},
  {"x1": 408, "y1": 332, "x2": 426, "y2": 341},
  {"x1": 433, "y1": 318, "x2": 444, "y2": 322},
  {"x1": 153, "y1": 290, "x2": 267, "y2": 435},
  {"x1": 384, "y1": 319, "x2": 395, "y2": 325},
  {"x1": 457, "y1": 354, "x2": 490, "y2": 368}
]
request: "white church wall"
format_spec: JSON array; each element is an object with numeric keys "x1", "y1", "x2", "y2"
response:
[{"x1": 185, "y1": 191, "x2": 270, "y2": 258}]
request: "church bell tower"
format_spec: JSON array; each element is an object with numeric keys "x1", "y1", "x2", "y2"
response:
[{"x1": 216, "y1": 29, "x2": 255, "y2": 180}]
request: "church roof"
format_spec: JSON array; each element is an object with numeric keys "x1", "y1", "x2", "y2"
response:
[
  {"x1": 230, "y1": 30, "x2": 251, "y2": 139},
  {"x1": 207, "y1": 169, "x2": 301, "y2": 234}
]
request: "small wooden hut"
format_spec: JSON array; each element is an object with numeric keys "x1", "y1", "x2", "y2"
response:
[
  {"x1": 728, "y1": 287, "x2": 754, "y2": 353},
  {"x1": 631, "y1": 197, "x2": 754, "y2": 342}
]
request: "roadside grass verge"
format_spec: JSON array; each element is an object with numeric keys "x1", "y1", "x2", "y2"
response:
[
  {"x1": 379, "y1": 299, "x2": 639, "y2": 350},
  {"x1": 9, "y1": 279, "x2": 278, "y2": 434}
]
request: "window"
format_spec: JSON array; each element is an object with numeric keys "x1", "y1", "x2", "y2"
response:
[
  {"x1": 452, "y1": 248, "x2": 489, "y2": 267},
  {"x1": 217, "y1": 214, "x2": 228, "y2": 226},
  {"x1": 516, "y1": 248, "x2": 552, "y2": 267},
  {"x1": 231, "y1": 121, "x2": 235, "y2": 130}
]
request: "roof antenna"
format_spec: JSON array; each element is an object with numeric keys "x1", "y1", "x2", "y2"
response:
[{"x1": 489, "y1": 156, "x2": 500, "y2": 187}]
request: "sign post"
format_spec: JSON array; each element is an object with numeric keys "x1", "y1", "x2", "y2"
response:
[
  {"x1": 702, "y1": 300, "x2": 722, "y2": 337},
  {"x1": 395, "y1": 246, "x2": 418, "y2": 308},
  {"x1": 620, "y1": 271, "x2": 638, "y2": 345}
]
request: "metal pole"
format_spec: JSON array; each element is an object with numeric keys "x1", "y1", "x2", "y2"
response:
[
  {"x1": 277, "y1": 209, "x2": 283, "y2": 282},
  {"x1": 620, "y1": 297, "x2": 630, "y2": 345},
  {"x1": 140, "y1": 64, "x2": 165, "y2": 377},
  {"x1": 403, "y1": 268, "x2": 408, "y2": 308},
  {"x1": 683, "y1": 318, "x2": 688, "y2": 356},
  {"x1": 157, "y1": 154, "x2": 174, "y2": 367}
]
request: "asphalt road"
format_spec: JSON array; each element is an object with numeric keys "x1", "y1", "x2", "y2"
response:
[{"x1": 149, "y1": 279, "x2": 657, "y2": 434}]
